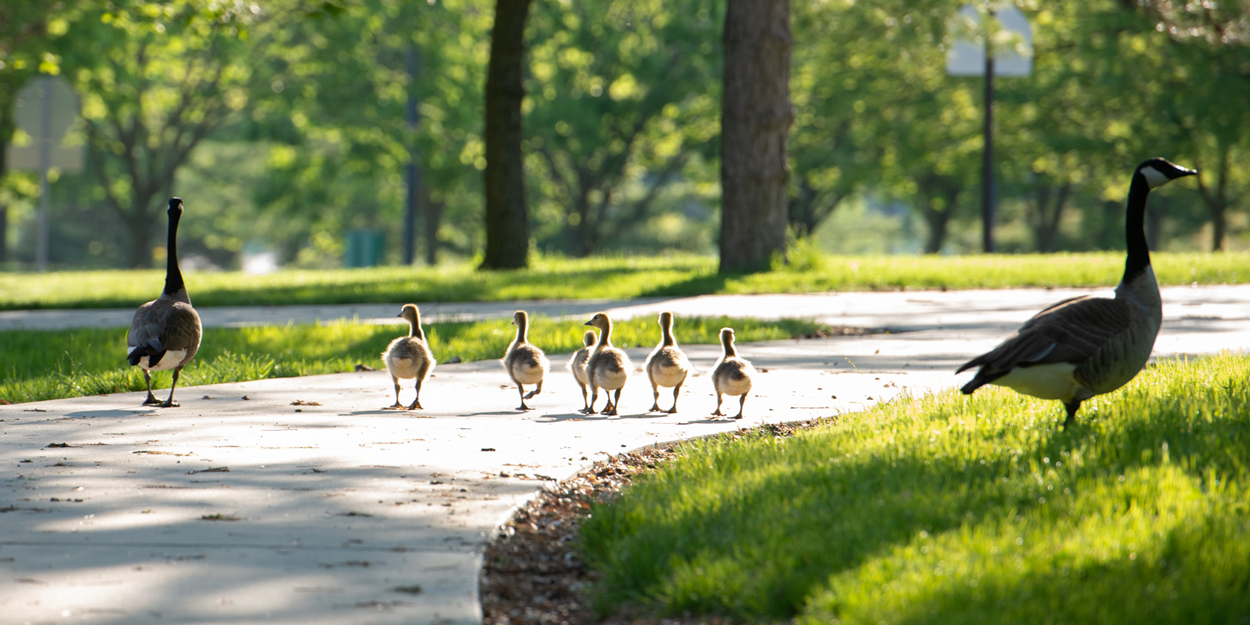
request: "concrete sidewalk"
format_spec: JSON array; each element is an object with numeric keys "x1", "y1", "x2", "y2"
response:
[{"x1": 2, "y1": 286, "x2": 1249, "y2": 624}]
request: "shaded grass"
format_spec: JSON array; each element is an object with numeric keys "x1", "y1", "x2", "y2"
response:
[
  {"x1": 579, "y1": 354, "x2": 1250, "y2": 623},
  {"x1": 1, "y1": 252, "x2": 1246, "y2": 311},
  {"x1": 0, "y1": 315, "x2": 823, "y2": 404}
]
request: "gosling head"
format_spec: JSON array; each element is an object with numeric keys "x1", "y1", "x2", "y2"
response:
[
  {"x1": 720, "y1": 327, "x2": 735, "y2": 346},
  {"x1": 512, "y1": 310, "x2": 528, "y2": 326},
  {"x1": 397, "y1": 303, "x2": 420, "y2": 323},
  {"x1": 584, "y1": 312, "x2": 611, "y2": 331},
  {"x1": 1137, "y1": 158, "x2": 1197, "y2": 190},
  {"x1": 658, "y1": 311, "x2": 674, "y2": 327},
  {"x1": 582, "y1": 330, "x2": 596, "y2": 347}
]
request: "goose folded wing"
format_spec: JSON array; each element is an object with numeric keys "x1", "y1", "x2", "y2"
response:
[
  {"x1": 958, "y1": 297, "x2": 1135, "y2": 376},
  {"x1": 160, "y1": 304, "x2": 202, "y2": 354}
]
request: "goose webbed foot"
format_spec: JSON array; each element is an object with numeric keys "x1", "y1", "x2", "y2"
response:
[
  {"x1": 663, "y1": 406, "x2": 678, "y2": 414},
  {"x1": 382, "y1": 404, "x2": 404, "y2": 410},
  {"x1": 517, "y1": 402, "x2": 533, "y2": 411},
  {"x1": 647, "y1": 402, "x2": 661, "y2": 413},
  {"x1": 523, "y1": 381, "x2": 543, "y2": 400},
  {"x1": 142, "y1": 393, "x2": 162, "y2": 406},
  {"x1": 406, "y1": 401, "x2": 423, "y2": 410},
  {"x1": 158, "y1": 399, "x2": 180, "y2": 408}
]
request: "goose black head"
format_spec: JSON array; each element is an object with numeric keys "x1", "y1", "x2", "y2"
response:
[
  {"x1": 168, "y1": 197, "x2": 184, "y2": 215},
  {"x1": 1136, "y1": 158, "x2": 1197, "y2": 190}
]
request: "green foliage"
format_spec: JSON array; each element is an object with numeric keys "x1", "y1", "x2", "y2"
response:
[
  {"x1": 0, "y1": 252, "x2": 1247, "y2": 310},
  {"x1": 580, "y1": 354, "x2": 1250, "y2": 621},
  {"x1": 0, "y1": 314, "x2": 821, "y2": 404}
]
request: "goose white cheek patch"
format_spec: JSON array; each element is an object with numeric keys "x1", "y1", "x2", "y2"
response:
[{"x1": 1140, "y1": 166, "x2": 1169, "y2": 189}]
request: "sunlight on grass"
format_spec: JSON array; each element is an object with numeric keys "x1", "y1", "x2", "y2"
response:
[
  {"x1": 579, "y1": 353, "x2": 1250, "y2": 622},
  {"x1": 0, "y1": 252, "x2": 1245, "y2": 310},
  {"x1": 0, "y1": 315, "x2": 822, "y2": 404}
]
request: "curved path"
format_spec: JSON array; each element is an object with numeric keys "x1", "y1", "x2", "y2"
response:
[{"x1": 2, "y1": 286, "x2": 1248, "y2": 624}]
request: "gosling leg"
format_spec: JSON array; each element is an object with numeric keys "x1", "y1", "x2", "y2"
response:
[
  {"x1": 577, "y1": 382, "x2": 592, "y2": 414},
  {"x1": 732, "y1": 393, "x2": 747, "y2": 420},
  {"x1": 524, "y1": 380, "x2": 543, "y2": 400},
  {"x1": 517, "y1": 384, "x2": 532, "y2": 411},
  {"x1": 384, "y1": 376, "x2": 404, "y2": 410},
  {"x1": 406, "y1": 377, "x2": 424, "y2": 411},
  {"x1": 602, "y1": 389, "x2": 621, "y2": 416},
  {"x1": 648, "y1": 381, "x2": 661, "y2": 413},
  {"x1": 664, "y1": 381, "x2": 683, "y2": 414},
  {"x1": 712, "y1": 392, "x2": 725, "y2": 417}
]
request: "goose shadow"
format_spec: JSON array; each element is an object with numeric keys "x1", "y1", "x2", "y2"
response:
[
  {"x1": 535, "y1": 412, "x2": 611, "y2": 423},
  {"x1": 62, "y1": 409, "x2": 156, "y2": 419}
]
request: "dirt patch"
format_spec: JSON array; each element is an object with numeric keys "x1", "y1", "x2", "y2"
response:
[{"x1": 480, "y1": 417, "x2": 839, "y2": 624}]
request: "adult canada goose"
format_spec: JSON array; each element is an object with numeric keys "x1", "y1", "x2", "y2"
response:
[
  {"x1": 711, "y1": 327, "x2": 755, "y2": 419},
  {"x1": 957, "y1": 158, "x2": 1197, "y2": 428},
  {"x1": 382, "y1": 303, "x2": 436, "y2": 410},
  {"x1": 126, "y1": 197, "x2": 202, "y2": 408},
  {"x1": 584, "y1": 312, "x2": 632, "y2": 416},
  {"x1": 503, "y1": 310, "x2": 550, "y2": 410},
  {"x1": 644, "y1": 311, "x2": 691, "y2": 413},
  {"x1": 567, "y1": 329, "x2": 597, "y2": 414}
]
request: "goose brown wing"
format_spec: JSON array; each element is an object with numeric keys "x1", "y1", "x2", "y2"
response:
[
  {"x1": 127, "y1": 300, "x2": 202, "y2": 366},
  {"x1": 957, "y1": 296, "x2": 1134, "y2": 388}
]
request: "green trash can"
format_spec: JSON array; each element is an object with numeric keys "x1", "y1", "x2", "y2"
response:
[{"x1": 344, "y1": 229, "x2": 384, "y2": 268}]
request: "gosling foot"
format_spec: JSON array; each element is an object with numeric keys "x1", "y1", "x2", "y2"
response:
[
  {"x1": 158, "y1": 400, "x2": 180, "y2": 408},
  {"x1": 406, "y1": 401, "x2": 423, "y2": 411}
]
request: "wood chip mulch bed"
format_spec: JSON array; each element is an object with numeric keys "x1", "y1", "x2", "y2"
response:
[{"x1": 480, "y1": 417, "x2": 839, "y2": 625}]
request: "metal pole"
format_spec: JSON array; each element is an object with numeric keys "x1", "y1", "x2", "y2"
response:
[
  {"x1": 403, "y1": 47, "x2": 422, "y2": 266},
  {"x1": 37, "y1": 77, "x2": 51, "y2": 272},
  {"x1": 981, "y1": 10, "x2": 995, "y2": 254}
]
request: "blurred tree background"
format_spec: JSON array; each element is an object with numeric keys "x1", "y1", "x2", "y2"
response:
[{"x1": 1, "y1": 0, "x2": 1247, "y2": 271}]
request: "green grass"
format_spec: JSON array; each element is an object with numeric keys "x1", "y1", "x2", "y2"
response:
[
  {"x1": 0, "y1": 315, "x2": 822, "y2": 404},
  {"x1": 579, "y1": 353, "x2": 1250, "y2": 623},
  {"x1": 1, "y1": 252, "x2": 1246, "y2": 310}
]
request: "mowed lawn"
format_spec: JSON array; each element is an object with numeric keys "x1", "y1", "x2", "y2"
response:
[
  {"x1": 580, "y1": 354, "x2": 1250, "y2": 623},
  {"x1": 1, "y1": 251, "x2": 1247, "y2": 310},
  {"x1": 0, "y1": 315, "x2": 822, "y2": 404}
]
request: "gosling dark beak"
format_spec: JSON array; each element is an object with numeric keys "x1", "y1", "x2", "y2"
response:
[
  {"x1": 583, "y1": 321, "x2": 592, "y2": 326},
  {"x1": 396, "y1": 313, "x2": 403, "y2": 318}
]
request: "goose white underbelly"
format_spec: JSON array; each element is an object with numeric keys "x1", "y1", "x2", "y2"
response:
[
  {"x1": 132, "y1": 348, "x2": 188, "y2": 372},
  {"x1": 995, "y1": 362, "x2": 1078, "y2": 401}
]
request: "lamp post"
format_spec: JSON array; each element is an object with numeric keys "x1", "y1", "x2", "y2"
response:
[{"x1": 947, "y1": 2, "x2": 1031, "y2": 254}]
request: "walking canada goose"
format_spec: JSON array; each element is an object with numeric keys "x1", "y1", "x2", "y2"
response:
[
  {"x1": 584, "y1": 312, "x2": 632, "y2": 416},
  {"x1": 126, "y1": 197, "x2": 202, "y2": 408},
  {"x1": 711, "y1": 327, "x2": 755, "y2": 419},
  {"x1": 503, "y1": 310, "x2": 550, "y2": 410},
  {"x1": 644, "y1": 311, "x2": 691, "y2": 413},
  {"x1": 382, "y1": 304, "x2": 436, "y2": 410},
  {"x1": 957, "y1": 158, "x2": 1197, "y2": 428},
  {"x1": 567, "y1": 329, "x2": 597, "y2": 414}
]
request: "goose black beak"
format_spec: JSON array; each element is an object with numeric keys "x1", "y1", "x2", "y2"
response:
[
  {"x1": 583, "y1": 320, "x2": 592, "y2": 326},
  {"x1": 396, "y1": 313, "x2": 403, "y2": 318}
]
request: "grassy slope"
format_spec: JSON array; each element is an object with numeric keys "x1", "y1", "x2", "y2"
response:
[
  {"x1": 0, "y1": 315, "x2": 821, "y2": 404},
  {"x1": 579, "y1": 354, "x2": 1250, "y2": 623},
  {"x1": 1, "y1": 252, "x2": 1247, "y2": 310}
]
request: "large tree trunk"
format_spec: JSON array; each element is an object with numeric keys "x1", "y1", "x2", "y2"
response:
[
  {"x1": 480, "y1": 0, "x2": 533, "y2": 270},
  {"x1": 424, "y1": 193, "x2": 443, "y2": 266},
  {"x1": 719, "y1": 0, "x2": 794, "y2": 274},
  {"x1": 1196, "y1": 145, "x2": 1232, "y2": 252}
]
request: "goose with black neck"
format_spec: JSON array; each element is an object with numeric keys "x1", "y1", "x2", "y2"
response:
[
  {"x1": 126, "y1": 197, "x2": 203, "y2": 408},
  {"x1": 957, "y1": 158, "x2": 1197, "y2": 428}
]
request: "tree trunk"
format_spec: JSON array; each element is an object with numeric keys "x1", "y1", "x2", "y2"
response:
[
  {"x1": 480, "y1": 0, "x2": 534, "y2": 270},
  {"x1": 424, "y1": 193, "x2": 443, "y2": 266},
  {"x1": 719, "y1": 0, "x2": 794, "y2": 274}
]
